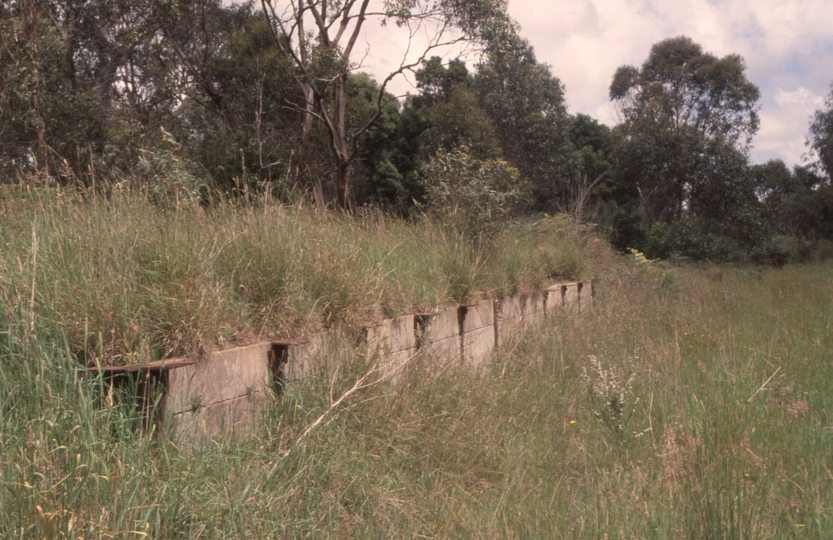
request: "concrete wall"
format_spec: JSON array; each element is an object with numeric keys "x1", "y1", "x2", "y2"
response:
[
  {"x1": 162, "y1": 342, "x2": 277, "y2": 444},
  {"x1": 158, "y1": 280, "x2": 592, "y2": 444}
]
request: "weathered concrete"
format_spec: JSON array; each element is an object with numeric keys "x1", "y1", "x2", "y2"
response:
[
  {"x1": 389, "y1": 315, "x2": 417, "y2": 352},
  {"x1": 378, "y1": 347, "x2": 419, "y2": 381},
  {"x1": 417, "y1": 308, "x2": 459, "y2": 343},
  {"x1": 496, "y1": 294, "x2": 524, "y2": 321},
  {"x1": 425, "y1": 334, "x2": 460, "y2": 359},
  {"x1": 545, "y1": 285, "x2": 564, "y2": 314},
  {"x1": 563, "y1": 283, "x2": 579, "y2": 311},
  {"x1": 172, "y1": 391, "x2": 266, "y2": 445},
  {"x1": 146, "y1": 280, "x2": 593, "y2": 443},
  {"x1": 463, "y1": 325, "x2": 495, "y2": 363},
  {"x1": 466, "y1": 353, "x2": 491, "y2": 368},
  {"x1": 164, "y1": 342, "x2": 272, "y2": 415},
  {"x1": 525, "y1": 291, "x2": 546, "y2": 322},
  {"x1": 461, "y1": 300, "x2": 494, "y2": 333},
  {"x1": 364, "y1": 314, "x2": 416, "y2": 355},
  {"x1": 496, "y1": 316, "x2": 524, "y2": 342},
  {"x1": 578, "y1": 281, "x2": 593, "y2": 312},
  {"x1": 285, "y1": 333, "x2": 330, "y2": 380}
]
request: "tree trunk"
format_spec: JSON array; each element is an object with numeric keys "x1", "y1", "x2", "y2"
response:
[
  {"x1": 295, "y1": 83, "x2": 325, "y2": 205},
  {"x1": 333, "y1": 73, "x2": 350, "y2": 210}
]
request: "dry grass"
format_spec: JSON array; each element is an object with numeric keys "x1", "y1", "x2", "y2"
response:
[
  {"x1": 0, "y1": 187, "x2": 599, "y2": 365},
  {"x1": 2, "y1": 253, "x2": 832, "y2": 537}
]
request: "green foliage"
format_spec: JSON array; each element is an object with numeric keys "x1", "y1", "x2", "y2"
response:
[
  {"x1": 136, "y1": 129, "x2": 206, "y2": 208},
  {"x1": 808, "y1": 82, "x2": 833, "y2": 178},
  {"x1": 644, "y1": 221, "x2": 670, "y2": 260},
  {"x1": 752, "y1": 160, "x2": 833, "y2": 243},
  {"x1": 611, "y1": 36, "x2": 760, "y2": 147},
  {"x1": 421, "y1": 145, "x2": 531, "y2": 237},
  {"x1": 476, "y1": 36, "x2": 575, "y2": 210},
  {"x1": 610, "y1": 209, "x2": 647, "y2": 253},
  {"x1": 608, "y1": 36, "x2": 767, "y2": 261}
]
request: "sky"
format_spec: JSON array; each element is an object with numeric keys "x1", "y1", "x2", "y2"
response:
[{"x1": 358, "y1": 0, "x2": 833, "y2": 168}]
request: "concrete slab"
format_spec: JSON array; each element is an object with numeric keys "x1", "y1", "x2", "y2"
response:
[
  {"x1": 522, "y1": 292, "x2": 546, "y2": 325},
  {"x1": 496, "y1": 316, "x2": 524, "y2": 343},
  {"x1": 545, "y1": 284, "x2": 564, "y2": 314},
  {"x1": 378, "y1": 347, "x2": 418, "y2": 381},
  {"x1": 389, "y1": 315, "x2": 416, "y2": 352},
  {"x1": 425, "y1": 334, "x2": 460, "y2": 360},
  {"x1": 578, "y1": 281, "x2": 593, "y2": 312},
  {"x1": 164, "y1": 342, "x2": 272, "y2": 415},
  {"x1": 173, "y1": 391, "x2": 266, "y2": 445},
  {"x1": 461, "y1": 299, "x2": 494, "y2": 333},
  {"x1": 417, "y1": 307, "x2": 459, "y2": 344},
  {"x1": 463, "y1": 325, "x2": 495, "y2": 361},
  {"x1": 363, "y1": 320, "x2": 391, "y2": 354},
  {"x1": 466, "y1": 352, "x2": 492, "y2": 368},
  {"x1": 286, "y1": 332, "x2": 335, "y2": 380},
  {"x1": 496, "y1": 295, "x2": 524, "y2": 320},
  {"x1": 563, "y1": 283, "x2": 579, "y2": 310}
]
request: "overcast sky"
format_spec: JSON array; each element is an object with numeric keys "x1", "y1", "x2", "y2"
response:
[{"x1": 359, "y1": 0, "x2": 833, "y2": 168}]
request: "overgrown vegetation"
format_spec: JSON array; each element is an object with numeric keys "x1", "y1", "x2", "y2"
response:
[
  {"x1": 2, "y1": 257, "x2": 831, "y2": 537},
  {"x1": 0, "y1": 187, "x2": 595, "y2": 364}
]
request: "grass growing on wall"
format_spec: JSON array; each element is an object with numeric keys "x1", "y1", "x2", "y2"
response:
[
  {"x1": 0, "y1": 187, "x2": 599, "y2": 364},
  {"x1": 2, "y1": 260, "x2": 832, "y2": 537}
]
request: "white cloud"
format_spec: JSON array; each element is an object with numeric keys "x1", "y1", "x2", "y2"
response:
[{"x1": 754, "y1": 87, "x2": 824, "y2": 166}]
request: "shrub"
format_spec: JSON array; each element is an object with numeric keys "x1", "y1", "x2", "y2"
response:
[{"x1": 421, "y1": 145, "x2": 531, "y2": 238}]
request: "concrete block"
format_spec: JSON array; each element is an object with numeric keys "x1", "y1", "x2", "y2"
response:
[
  {"x1": 164, "y1": 342, "x2": 272, "y2": 415},
  {"x1": 463, "y1": 325, "x2": 495, "y2": 362},
  {"x1": 578, "y1": 281, "x2": 593, "y2": 312},
  {"x1": 363, "y1": 320, "x2": 390, "y2": 355},
  {"x1": 417, "y1": 308, "x2": 459, "y2": 344},
  {"x1": 286, "y1": 332, "x2": 333, "y2": 380},
  {"x1": 378, "y1": 347, "x2": 418, "y2": 380},
  {"x1": 389, "y1": 315, "x2": 416, "y2": 352},
  {"x1": 173, "y1": 391, "x2": 266, "y2": 446},
  {"x1": 496, "y1": 295, "x2": 524, "y2": 320},
  {"x1": 461, "y1": 299, "x2": 494, "y2": 333},
  {"x1": 364, "y1": 316, "x2": 415, "y2": 354},
  {"x1": 496, "y1": 317, "x2": 524, "y2": 343},
  {"x1": 546, "y1": 284, "x2": 565, "y2": 314},
  {"x1": 525, "y1": 291, "x2": 546, "y2": 317},
  {"x1": 466, "y1": 352, "x2": 491, "y2": 368},
  {"x1": 563, "y1": 283, "x2": 579, "y2": 310},
  {"x1": 425, "y1": 334, "x2": 460, "y2": 360}
]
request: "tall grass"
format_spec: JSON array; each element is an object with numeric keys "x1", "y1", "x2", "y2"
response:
[
  {"x1": 2, "y1": 257, "x2": 832, "y2": 537},
  {"x1": 0, "y1": 187, "x2": 596, "y2": 365}
]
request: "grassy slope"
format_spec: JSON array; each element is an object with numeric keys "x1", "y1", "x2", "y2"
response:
[
  {"x1": 2, "y1": 248, "x2": 832, "y2": 537},
  {"x1": 0, "y1": 188, "x2": 595, "y2": 364}
]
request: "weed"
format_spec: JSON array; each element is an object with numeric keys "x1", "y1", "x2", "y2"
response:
[{"x1": 579, "y1": 354, "x2": 650, "y2": 447}]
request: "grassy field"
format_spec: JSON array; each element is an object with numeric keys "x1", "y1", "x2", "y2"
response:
[
  {"x1": 2, "y1": 242, "x2": 831, "y2": 537},
  {"x1": 0, "y1": 187, "x2": 596, "y2": 365}
]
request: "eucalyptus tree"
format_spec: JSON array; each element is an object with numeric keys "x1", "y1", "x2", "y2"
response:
[
  {"x1": 0, "y1": 0, "x2": 190, "y2": 181},
  {"x1": 808, "y1": 83, "x2": 833, "y2": 179},
  {"x1": 609, "y1": 36, "x2": 762, "y2": 241},
  {"x1": 475, "y1": 36, "x2": 574, "y2": 210},
  {"x1": 259, "y1": 0, "x2": 513, "y2": 209}
]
